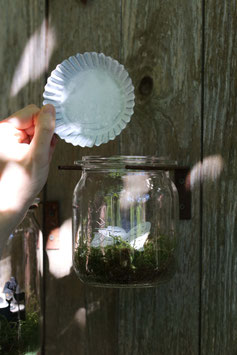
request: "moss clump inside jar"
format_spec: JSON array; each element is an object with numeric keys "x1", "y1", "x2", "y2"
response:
[
  {"x1": 74, "y1": 232, "x2": 176, "y2": 287},
  {"x1": 72, "y1": 156, "x2": 179, "y2": 288}
]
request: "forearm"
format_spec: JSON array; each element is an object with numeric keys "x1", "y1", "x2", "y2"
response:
[{"x1": 0, "y1": 104, "x2": 56, "y2": 252}]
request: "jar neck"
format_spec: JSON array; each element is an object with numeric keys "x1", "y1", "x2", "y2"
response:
[{"x1": 75, "y1": 156, "x2": 177, "y2": 172}]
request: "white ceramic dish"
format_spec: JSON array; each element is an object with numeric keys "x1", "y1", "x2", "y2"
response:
[{"x1": 43, "y1": 52, "x2": 135, "y2": 147}]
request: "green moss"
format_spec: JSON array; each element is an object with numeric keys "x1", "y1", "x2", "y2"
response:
[
  {"x1": 0, "y1": 295, "x2": 40, "y2": 354},
  {"x1": 74, "y1": 234, "x2": 176, "y2": 286}
]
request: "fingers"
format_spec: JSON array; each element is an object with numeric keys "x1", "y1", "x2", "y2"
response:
[
  {"x1": 30, "y1": 104, "x2": 56, "y2": 165},
  {"x1": 0, "y1": 122, "x2": 28, "y2": 143},
  {"x1": 25, "y1": 125, "x2": 35, "y2": 136},
  {"x1": 22, "y1": 137, "x2": 31, "y2": 144},
  {"x1": 6, "y1": 104, "x2": 40, "y2": 130}
]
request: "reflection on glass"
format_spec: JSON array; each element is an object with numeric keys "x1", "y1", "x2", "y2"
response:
[{"x1": 0, "y1": 200, "x2": 42, "y2": 354}]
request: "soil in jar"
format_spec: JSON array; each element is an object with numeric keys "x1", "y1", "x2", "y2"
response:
[{"x1": 74, "y1": 234, "x2": 176, "y2": 286}]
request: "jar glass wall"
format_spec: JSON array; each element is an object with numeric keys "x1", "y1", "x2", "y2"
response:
[
  {"x1": 72, "y1": 156, "x2": 179, "y2": 288},
  {"x1": 0, "y1": 199, "x2": 42, "y2": 354}
]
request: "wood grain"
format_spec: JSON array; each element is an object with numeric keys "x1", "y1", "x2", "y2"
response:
[
  {"x1": 118, "y1": 1, "x2": 202, "y2": 354},
  {"x1": 0, "y1": 0, "x2": 46, "y2": 117},
  {"x1": 0, "y1": 0, "x2": 46, "y2": 352},
  {"x1": 3, "y1": 1, "x2": 237, "y2": 354},
  {"x1": 202, "y1": 1, "x2": 237, "y2": 354},
  {"x1": 0, "y1": 0, "x2": 46, "y2": 250},
  {"x1": 44, "y1": 0, "x2": 121, "y2": 353},
  {"x1": 0, "y1": 0, "x2": 46, "y2": 306}
]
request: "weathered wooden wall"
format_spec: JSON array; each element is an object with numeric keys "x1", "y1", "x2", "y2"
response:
[
  {"x1": 44, "y1": 2, "x2": 121, "y2": 354},
  {"x1": 202, "y1": 1, "x2": 237, "y2": 354},
  {"x1": 0, "y1": 0, "x2": 236, "y2": 354},
  {"x1": 117, "y1": 1, "x2": 201, "y2": 355}
]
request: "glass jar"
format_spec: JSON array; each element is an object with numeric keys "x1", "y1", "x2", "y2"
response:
[
  {"x1": 72, "y1": 156, "x2": 179, "y2": 288},
  {"x1": 0, "y1": 199, "x2": 42, "y2": 354}
]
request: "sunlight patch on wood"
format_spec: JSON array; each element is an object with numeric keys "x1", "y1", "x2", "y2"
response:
[
  {"x1": 10, "y1": 19, "x2": 56, "y2": 97},
  {"x1": 189, "y1": 155, "x2": 224, "y2": 189},
  {"x1": 46, "y1": 218, "x2": 72, "y2": 278},
  {"x1": 74, "y1": 307, "x2": 86, "y2": 329}
]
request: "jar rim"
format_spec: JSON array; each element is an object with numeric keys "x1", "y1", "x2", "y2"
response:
[{"x1": 74, "y1": 156, "x2": 177, "y2": 170}]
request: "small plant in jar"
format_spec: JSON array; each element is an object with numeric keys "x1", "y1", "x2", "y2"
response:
[{"x1": 74, "y1": 230, "x2": 176, "y2": 287}]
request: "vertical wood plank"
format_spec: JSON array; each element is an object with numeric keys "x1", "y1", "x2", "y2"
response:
[
  {"x1": 202, "y1": 1, "x2": 237, "y2": 353},
  {"x1": 0, "y1": 0, "x2": 46, "y2": 352},
  {"x1": 0, "y1": 0, "x2": 47, "y2": 242},
  {"x1": 0, "y1": 0, "x2": 46, "y2": 116},
  {"x1": 0, "y1": 0, "x2": 46, "y2": 238},
  {"x1": 0, "y1": 0, "x2": 46, "y2": 296},
  {"x1": 118, "y1": 1, "x2": 202, "y2": 354},
  {"x1": 45, "y1": 1, "x2": 121, "y2": 353}
]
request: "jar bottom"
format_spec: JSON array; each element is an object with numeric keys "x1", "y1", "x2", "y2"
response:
[{"x1": 74, "y1": 257, "x2": 177, "y2": 288}]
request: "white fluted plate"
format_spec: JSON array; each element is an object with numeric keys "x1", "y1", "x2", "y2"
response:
[{"x1": 43, "y1": 52, "x2": 135, "y2": 147}]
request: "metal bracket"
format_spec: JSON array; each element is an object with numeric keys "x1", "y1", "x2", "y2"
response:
[{"x1": 174, "y1": 168, "x2": 191, "y2": 220}]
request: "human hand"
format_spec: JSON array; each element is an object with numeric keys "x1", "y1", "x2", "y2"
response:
[{"x1": 0, "y1": 104, "x2": 56, "y2": 224}]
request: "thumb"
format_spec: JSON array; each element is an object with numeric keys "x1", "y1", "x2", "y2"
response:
[{"x1": 30, "y1": 104, "x2": 56, "y2": 165}]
